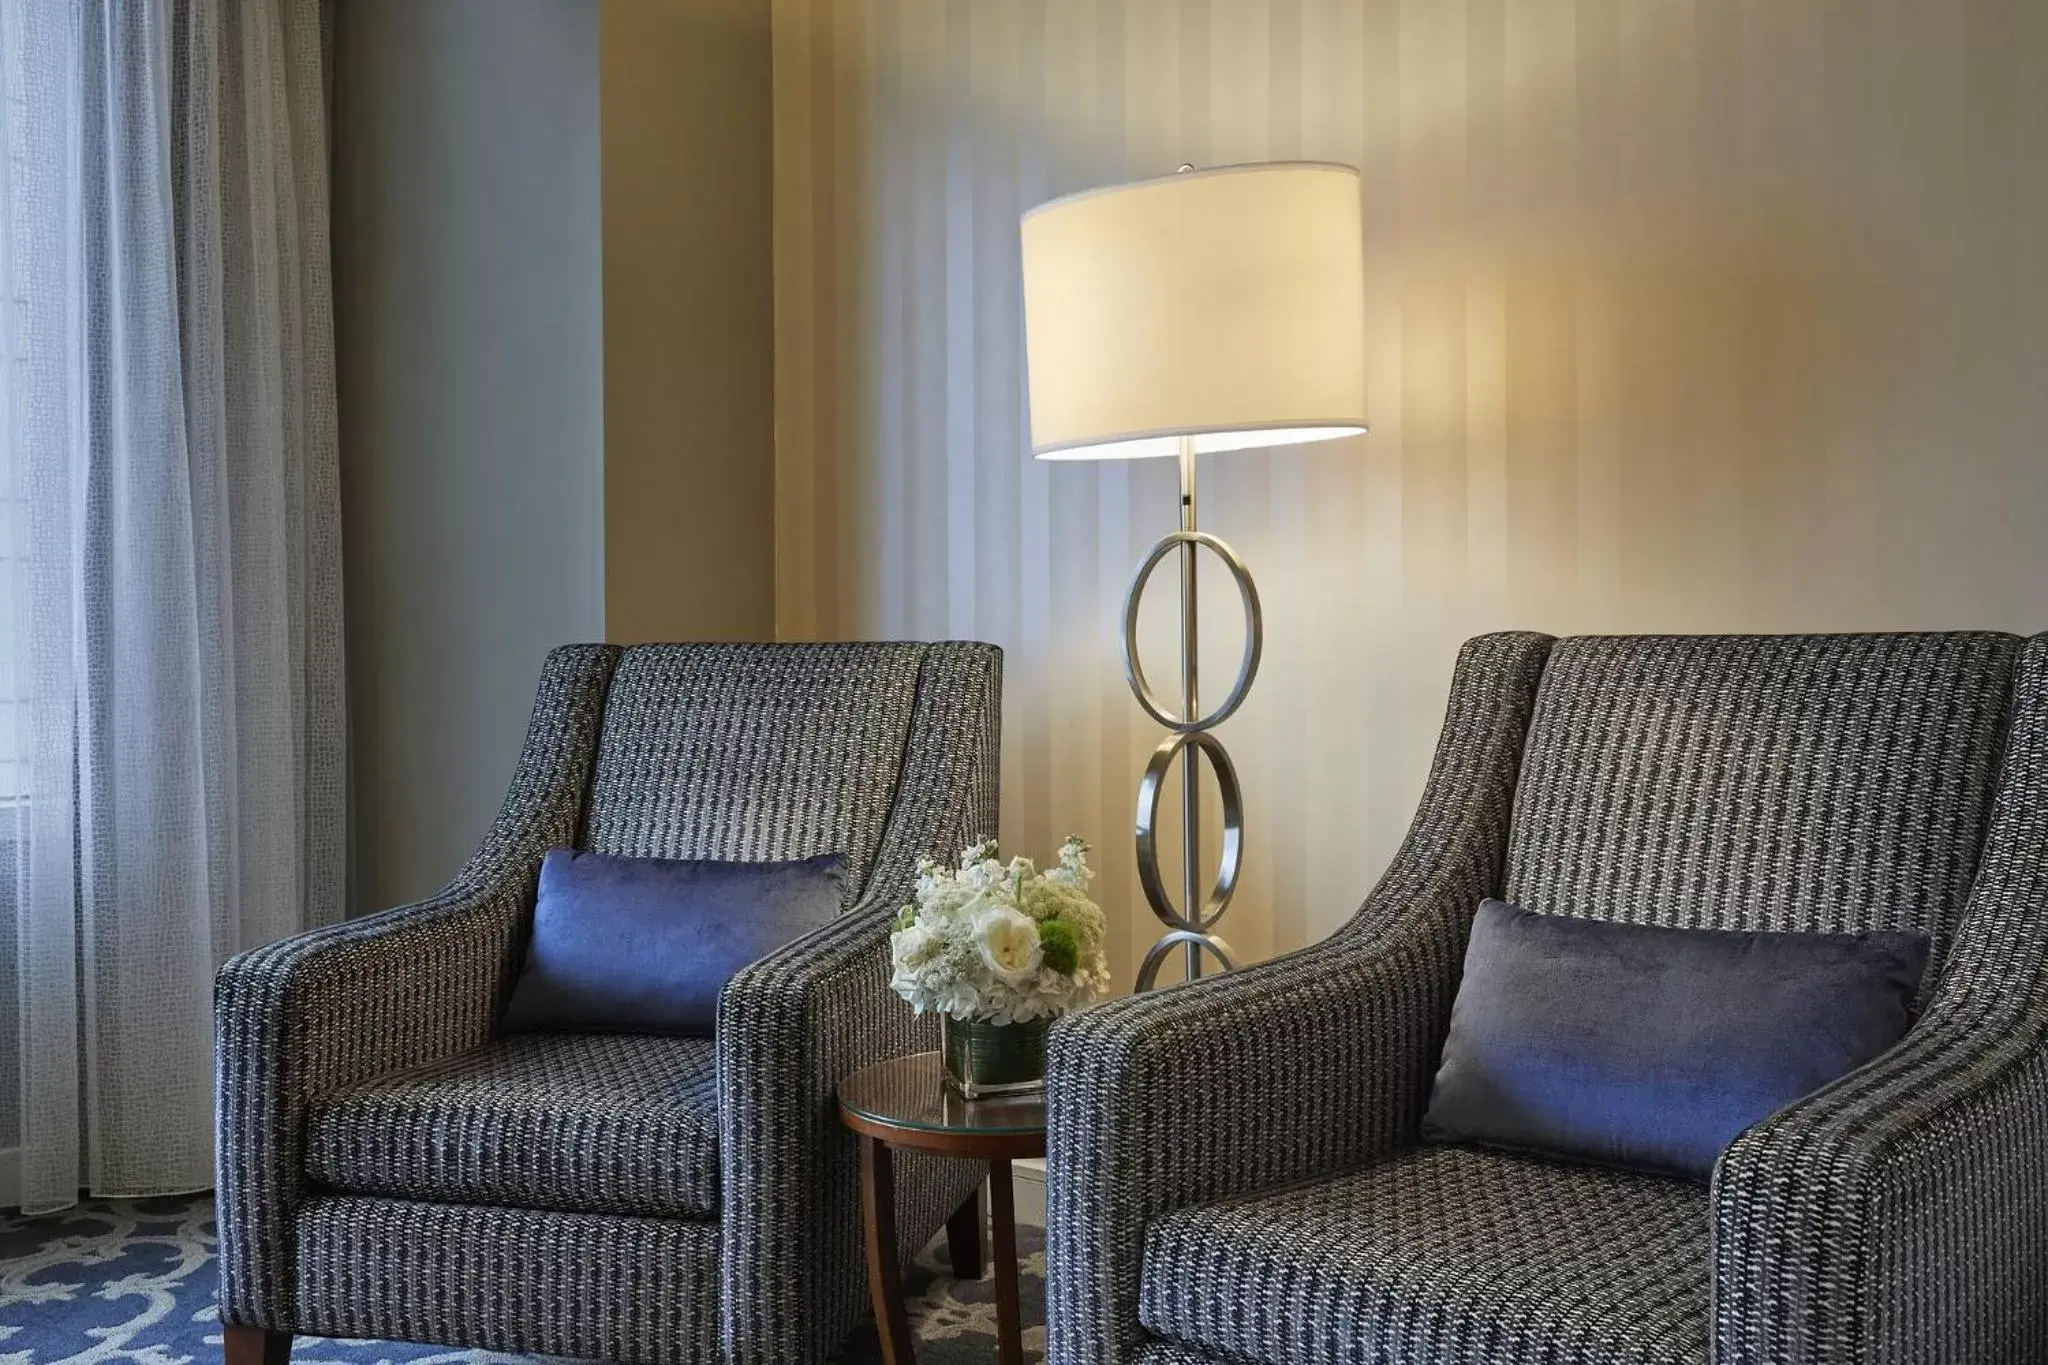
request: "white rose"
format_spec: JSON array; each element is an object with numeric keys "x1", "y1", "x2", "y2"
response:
[{"x1": 975, "y1": 905, "x2": 1042, "y2": 984}]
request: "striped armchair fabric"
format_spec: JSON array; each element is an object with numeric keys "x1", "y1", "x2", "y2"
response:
[
  {"x1": 1046, "y1": 631, "x2": 2048, "y2": 1365},
  {"x1": 214, "y1": 642, "x2": 1002, "y2": 1365}
]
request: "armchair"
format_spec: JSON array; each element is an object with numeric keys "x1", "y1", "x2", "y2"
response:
[
  {"x1": 215, "y1": 641, "x2": 1001, "y2": 1365},
  {"x1": 1047, "y1": 630, "x2": 2048, "y2": 1365}
]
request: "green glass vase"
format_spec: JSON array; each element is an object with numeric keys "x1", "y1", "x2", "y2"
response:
[{"x1": 940, "y1": 1016, "x2": 1051, "y2": 1098}]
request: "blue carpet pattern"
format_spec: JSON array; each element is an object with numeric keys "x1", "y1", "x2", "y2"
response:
[{"x1": 0, "y1": 1196, "x2": 1044, "y2": 1364}]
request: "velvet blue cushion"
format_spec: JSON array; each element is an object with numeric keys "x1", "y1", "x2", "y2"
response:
[
  {"x1": 500, "y1": 848, "x2": 847, "y2": 1038},
  {"x1": 1420, "y1": 899, "x2": 1929, "y2": 1182}
]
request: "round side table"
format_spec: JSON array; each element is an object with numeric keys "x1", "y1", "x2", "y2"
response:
[{"x1": 837, "y1": 1051, "x2": 1046, "y2": 1365}]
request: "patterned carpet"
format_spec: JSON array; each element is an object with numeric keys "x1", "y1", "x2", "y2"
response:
[{"x1": 0, "y1": 1195, "x2": 1044, "y2": 1364}]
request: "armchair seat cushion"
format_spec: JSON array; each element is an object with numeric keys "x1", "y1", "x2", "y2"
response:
[
  {"x1": 304, "y1": 1032, "x2": 722, "y2": 1219},
  {"x1": 1138, "y1": 1144, "x2": 1709, "y2": 1365}
]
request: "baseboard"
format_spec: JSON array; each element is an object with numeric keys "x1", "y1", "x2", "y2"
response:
[{"x1": 1011, "y1": 1156, "x2": 1045, "y2": 1227}]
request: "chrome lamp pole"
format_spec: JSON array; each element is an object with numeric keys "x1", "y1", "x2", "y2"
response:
[
  {"x1": 1019, "y1": 161, "x2": 1367, "y2": 993},
  {"x1": 1120, "y1": 435, "x2": 1261, "y2": 989},
  {"x1": 1177, "y1": 437, "x2": 1203, "y2": 984}
]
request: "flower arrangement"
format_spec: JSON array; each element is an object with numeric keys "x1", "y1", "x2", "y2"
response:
[{"x1": 890, "y1": 837, "x2": 1110, "y2": 1025}]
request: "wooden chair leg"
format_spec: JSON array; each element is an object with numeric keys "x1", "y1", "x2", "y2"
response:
[
  {"x1": 222, "y1": 1325, "x2": 292, "y2": 1365},
  {"x1": 945, "y1": 1183, "x2": 987, "y2": 1280}
]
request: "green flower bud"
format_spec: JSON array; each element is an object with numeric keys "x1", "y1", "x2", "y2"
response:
[{"x1": 1038, "y1": 918, "x2": 1080, "y2": 975}]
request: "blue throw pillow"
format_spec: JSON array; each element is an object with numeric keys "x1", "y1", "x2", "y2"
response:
[
  {"x1": 1420, "y1": 899, "x2": 1929, "y2": 1182},
  {"x1": 500, "y1": 848, "x2": 848, "y2": 1037}
]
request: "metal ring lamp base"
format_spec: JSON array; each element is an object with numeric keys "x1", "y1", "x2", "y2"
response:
[{"x1": 1124, "y1": 436, "x2": 1263, "y2": 991}]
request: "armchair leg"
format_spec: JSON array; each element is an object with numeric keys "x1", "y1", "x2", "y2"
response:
[
  {"x1": 223, "y1": 1326, "x2": 291, "y2": 1365},
  {"x1": 945, "y1": 1184, "x2": 987, "y2": 1280}
]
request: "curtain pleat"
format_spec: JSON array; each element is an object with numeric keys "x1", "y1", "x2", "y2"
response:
[{"x1": 0, "y1": 0, "x2": 342, "y2": 1214}]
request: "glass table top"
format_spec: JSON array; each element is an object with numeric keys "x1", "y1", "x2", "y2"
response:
[{"x1": 837, "y1": 1051, "x2": 1046, "y2": 1137}]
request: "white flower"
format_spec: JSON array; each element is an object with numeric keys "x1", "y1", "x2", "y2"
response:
[
  {"x1": 975, "y1": 905, "x2": 1043, "y2": 983},
  {"x1": 889, "y1": 839, "x2": 1109, "y2": 1023},
  {"x1": 891, "y1": 922, "x2": 937, "y2": 970},
  {"x1": 936, "y1": 979, "x2": 984, "y2": 1018}
]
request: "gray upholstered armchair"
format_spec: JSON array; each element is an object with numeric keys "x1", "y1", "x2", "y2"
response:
[
  {"x1": 214, "y1": 642, "x2": 1000, "y2": 1365},
  {"x1": 1047, "y1": 631, "x2": 2048, "y2": 1365}
]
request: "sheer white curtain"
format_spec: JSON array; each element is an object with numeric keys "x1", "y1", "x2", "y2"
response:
[{"x1": 0, "y1": 0, "x2": 343, "y2": 1213}]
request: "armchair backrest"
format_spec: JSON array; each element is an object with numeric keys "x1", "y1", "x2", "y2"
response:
[
  {"x1": 1502, "y1": 633, "x2": 2019, "y2": 979},
  {"x1": 580, "y1": 642, "x2": 937, "y2": 897}
]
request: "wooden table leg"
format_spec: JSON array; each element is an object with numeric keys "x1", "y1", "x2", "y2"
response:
[
  {"x1": 987, "y1": 1157, "x2": 1023, "y2": 1365},
  {"x1": 860, "y1": 1134, "x2": 917, "y2": 1365},
  {"x1": 944, "y1": 1184, "x2": 986, "y2": 1280}
]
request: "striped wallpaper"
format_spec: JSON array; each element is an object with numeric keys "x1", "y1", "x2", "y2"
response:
[{"x1": 771, "y1": 0, "x2": 2048, "y2": 986}]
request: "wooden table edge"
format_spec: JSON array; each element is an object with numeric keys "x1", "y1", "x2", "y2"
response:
[{"x1": 836, "y1": 1099, "x2": 1049, "y2": 1162}]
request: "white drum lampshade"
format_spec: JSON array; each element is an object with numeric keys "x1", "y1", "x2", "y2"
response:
[
  {"x1": 1018, "y1": 161, "x2": 1369, "y2": 993},
  {"x1": 1020, "y1": 161, "x2": 1368, "y2": 460}
]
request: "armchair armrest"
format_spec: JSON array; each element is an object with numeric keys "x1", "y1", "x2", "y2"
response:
[
  {"x1": 1713, "y1": 634, "x2": 2048, "y2": 1365},
  {"x1": 716, "y1": 641, "x2": 1000, "y2": 1365},
  {"x1": 212, "y1": 644, "x2": 616, "y2": 1330},
  {"x1": 1044, "y1": 631, "x2": 1552, "y2": 1365},
  {"x1": 1713, "y1": 1005, "x2": 2048, "y2": 1365}
]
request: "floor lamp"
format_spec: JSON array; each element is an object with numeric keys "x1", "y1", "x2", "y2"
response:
[{"x1": 1020, "y1": 162, "x2": 1368, "y2": 990}]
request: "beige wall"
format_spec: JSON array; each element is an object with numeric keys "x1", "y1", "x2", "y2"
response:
[
  {"x1": 772, "y1": 0, "x2": 2048, "y2": 986},
  {"x1": 338, "y1": 1, "x2": 777, "y2": 910},
  {"x1": 336, "y1": 0, "x2": 605, "y2": 913},
  {"x1": 602, "y1": 0, "x2": 776, "y2": 643}
]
